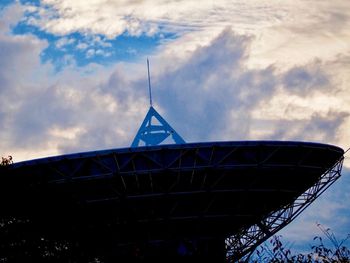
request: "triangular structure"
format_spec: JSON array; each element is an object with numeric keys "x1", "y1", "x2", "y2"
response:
[
  {"x1": 131, "y1": 106, "x2": 185, "y2": 147},
  {"x1": 131, "y1": 59, "x2": 185, "y2": 147}
]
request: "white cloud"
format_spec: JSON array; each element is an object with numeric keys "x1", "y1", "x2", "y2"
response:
[
  {"x1": 95, "y1": 49, "x2": 112, "y2": 57},
  {"x1": 86, "y1": 48, "x2": 95, "y2": 58},
  {"x1": 55, "y1": 36, "x2": 76, "y2": 49},
  {"x1": 18, "y1": 0, "x2": 349, "y2": 67},
  {"x1": 76, "y1": 42, "x2": 88, "y2": 50},
  {"x1": 74, "y1": 36, "x2": 112, "y2": 52}
]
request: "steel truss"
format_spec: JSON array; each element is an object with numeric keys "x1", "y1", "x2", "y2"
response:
[{"x1": 225, "y1": 156, "x2": 344, "y2": 262}]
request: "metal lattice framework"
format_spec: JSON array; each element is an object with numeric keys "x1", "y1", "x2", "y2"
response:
[
  {"x1": 131, "y1": 60, "x2": 186, "y2": 148},
  {"x1": 131, "y1": 106, "x2": 185, "y2": 147},
  {"x1": 226, "y1": 157, "x2": 344, "y2": 262}
]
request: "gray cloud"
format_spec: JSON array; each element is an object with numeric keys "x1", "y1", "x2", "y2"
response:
[
  {"x1": 259, "y1": 111, "x2": 349, "y2": 144},
  {"x1": 282, "y1": 64, "x2": 330, "y2": 95},
  {"x1": 10, "y1": 84, "x2": 73, "y2": 147},
  {"x1": 0, "y1": 10, "x2": 49, "y2": 150},
  {"x1": 154, "y1": 28, "x2": 276, "y2": 141},
  {"x1": 304, "y1": 111, "x2": 349, "y2": 140},
  {"x1": 103, "y1": 67, "x2": 144, "y2": 106}
]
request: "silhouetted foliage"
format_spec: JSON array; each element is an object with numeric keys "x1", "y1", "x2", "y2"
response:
[
  {"x1": 0, "y1": 217, "x2": 76, "y2": 263},
  {"x1": 1, "y1": 156, "x2": 13, "y2": 166},
  {"x1": 1, "y1": 218, "x2": 349, "y2": 263},
  {"x1": 249, "y1": 224, "x2": 350, "y2": 262}
]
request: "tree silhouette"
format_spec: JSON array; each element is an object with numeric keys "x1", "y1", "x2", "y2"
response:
[
  {"x1": 1, "y1": 156, "x2": 13, "y2": 166},
  {"x1": 249, "y1": 224, "x2": 350, "y2": 262}
]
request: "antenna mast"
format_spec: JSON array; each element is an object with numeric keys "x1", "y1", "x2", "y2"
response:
[
  {"x1": 147, "y1": 58, "x2": 153, "y2": 107},
  {"x1": 131, "y1": 59, "x2": 186, "y2": 147}
]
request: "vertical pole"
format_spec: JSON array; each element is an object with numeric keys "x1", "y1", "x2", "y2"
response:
[{"x1": 147, "y1": 58, "x2": 153, "y2": 107}]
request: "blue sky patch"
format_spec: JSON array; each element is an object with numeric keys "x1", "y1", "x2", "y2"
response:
[
  {"x1": 4, "y1": 0, "x2": 178, "y2": 71},
  {"x1": 0, "y1": 0, "x2": 14, "y2": 10}
]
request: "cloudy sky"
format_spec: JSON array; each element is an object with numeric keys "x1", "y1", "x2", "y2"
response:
[{"x1": 1, "y1": 0, "x2": 349, "y2": 253}]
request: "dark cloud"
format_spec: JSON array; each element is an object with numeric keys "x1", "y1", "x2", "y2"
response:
[
  {"x1": 305, "y1": 111, "x2": 349, "y2": 140},
  {"x1": 282, "y1": 64, "x2": 330, "y2": 95},
  {"x1": 154, "y1": 28, "x2": 276, "y2": 141},
  {"x1": 259, "y1": 111, "x2": 349, "y2": 143},
  {"x1": 103, "y1": 66, "x2": 145, "y2": 107}
]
